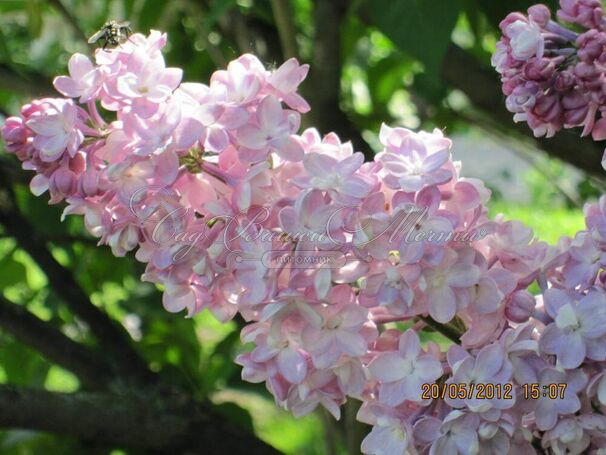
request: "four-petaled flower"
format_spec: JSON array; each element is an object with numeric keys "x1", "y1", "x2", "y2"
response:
[
  {"x1": 377, "y1": 124, "x2": 453, "y2": 193},
  {"x1": 26, "y1": 99, "x2": 85, "y2": 161},
  {"x1": 539, "y1": 288, "x2": 606, "y2": 368},
  {"x1": 368, "y1": 329, "x2": 442, "y2": 405}
]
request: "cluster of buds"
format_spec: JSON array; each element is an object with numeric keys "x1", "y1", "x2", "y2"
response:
[{"x1": 493, "y1": 0, "x2": 606, "y2": 168}]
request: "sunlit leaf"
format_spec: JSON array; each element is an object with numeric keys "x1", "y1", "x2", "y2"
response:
[{"x1": 0, "y1": 253, "x2": 26, "y2": 289}]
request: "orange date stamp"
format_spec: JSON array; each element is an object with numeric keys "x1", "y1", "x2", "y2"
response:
[
  {"x1": 421, "y1": 382, "x2": 569, "y2": 400},
  {"x1": 421, "y1": 382, "x2": 514, "y2": 400}
]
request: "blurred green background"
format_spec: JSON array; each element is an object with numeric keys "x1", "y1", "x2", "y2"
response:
[{"x1": 0, "y1": 0, "x2": 596, "y2": 453}]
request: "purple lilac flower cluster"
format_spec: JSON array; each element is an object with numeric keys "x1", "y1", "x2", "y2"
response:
[{"x1": 493, "y1": 0, "x2": 606, "y2": 168}]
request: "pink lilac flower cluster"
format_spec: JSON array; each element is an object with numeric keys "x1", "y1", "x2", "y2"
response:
[
  {"x1": 3, "y1": 30, "x2": 606, "y2": 454},
  {"x1": 493, "y1": 0, "x2": 606, "y2": 168}
]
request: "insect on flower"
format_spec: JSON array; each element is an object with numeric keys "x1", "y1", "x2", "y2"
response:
[{"x1": 88, "y1": 20, "x2": 132, "y2": 49}]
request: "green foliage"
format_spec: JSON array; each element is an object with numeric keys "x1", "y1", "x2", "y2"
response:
[
  {"x1": 370, "y1": 0, "x2": 461, "y2": 81},
  {"x1": 0, "y1": 251, "x2": 26, "y2": 290},
  {"x1": 0, "y1": 338, "x2": 49, "y2": 387},
  {"x1": 213, "y1": 389, "x2": 326, "y2": 454},
  {"x1": 0, "y1": 431, "x2": 80, "y2": 455}
]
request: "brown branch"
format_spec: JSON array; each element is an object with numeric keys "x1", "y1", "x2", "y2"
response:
[
  {"x1": 441, "y1": 44, "x2": 605, "y2": 177},
  {"x1": 270, "y1": 0, "x2": 299, "y2": 59},
  {"x1": 0, "y1": 384, "x2": 280, "y2": 453},
  {"x1": 418, "y1": 316, "x2": 461, "y2": 344},
  {"x1": 307, "y1": 0, "x2": 373, "y2": 160},
  {"x1": 0, "y1": 172, "x2": 155, "y2": 386},
  {"x1": 0, "y1": 295, "x2": 114, "y2": 389}
]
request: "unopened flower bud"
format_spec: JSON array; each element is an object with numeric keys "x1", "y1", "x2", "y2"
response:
[
  {"x1": 524, "y1": 57, "x2": 555, "y2": 80},
  {"x1": 555, "y1": 70, "x2": 575, "y2": 92},
  {"x1": 505, "y1": 290, "x2": 536, "y2": 322},
  {"x1": 108, "y1": 224, "x2": 140, "y2": 257},
  {"x1": 562, "y1": 90, "x2": 590, "y2": 126},
  {"x1": 528, "y1": 4, "x2": 551, "y2": 27},
  {"x1": 50, "y1": 168, "x2": 77, "y2": 198},
  {"x1": 78, "y1": 171, "x2": 101, "y2": 197},
  {"x1": 577, "y1": 29, "x2": 606, "y2": 63},
  {"x1": 559, "y1": 0, "x2": 604, "y2": 29}
]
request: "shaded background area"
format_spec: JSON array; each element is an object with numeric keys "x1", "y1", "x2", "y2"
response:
[{"x1": 0, "y1": 0, "x2": 595, "y2": 453}]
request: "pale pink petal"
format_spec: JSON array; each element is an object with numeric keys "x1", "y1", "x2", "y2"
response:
[
  {"x1": 205, "y1": 127, "x2": 229, "y2": 152},
  {"x1": 379, "y1": 379, "x2": 408, "y2": 405},
  {"x1": 53, "y1": 76, "x2": 80, "y2": 98},
  {"x1": 27, "y1": 115, "x2": 64, "y2": 136},
  {"x1": 339, "y1": 152, "x2": 364, "y2": 175},
  {"x1": 276, "y1": 136, "x2": 304, "y2": 162},
  {"x1": 398, "y1": 329, "x2": 421, "y2": 357},
  {"x1": 427, "y1": 286, "x2": 457, "y2": 323},
  {"x1": 314, "y1": 267, "x2": 331, "y2": 299},
  {"x1": 162, "y1": 288, "x2": 195, "y2": 314},
  {"x1": 258, "y1": 96, "x2": 283, "y2": 128},
  {"x1": 398, "y1": 174, "x2": 424, "y2": 193},
  {"x1": 219, "y1": 106, "x2": 249, "y2": 129},
  {"x1": 557, "y1": 331, "x2": 586, "y2": 368},
  {"x1": 173, "y1": 117, "x2": 203, "y2": 150},
  {"x1": 282, "y1": 93, "x2": 310, "y2": 113},
  {"x1": 336, "y1": 331, "x2": 367, "y2": 357},
  {"x1": 35, "y1": 134, "x2": 69, "y2": 159},
  {"x1": 304, "y1": 153, "x2": 335, "y2": 176},
  {"x1": 361, "y1": 424, "x2": 410, "y2": 455},
  {"x1": 237, "y1": 125, "x2": 266, "y2": 149},
  {"x1": 159, "y1": 67, "x2": 183, "y2": 90},
  {"x1": 421, "y1": 149, "x2": 449, "y2": 172},
  {"x1": 368, "y1": 353, "x2": 407, "y2": 382},
  {"x1": 30, "y1": 174, "x2": 49, "y2": 196},
  {"x1": 447, "y1": 265, "x2": 481, "y2": 287},
  {"x1": 416, "y1": 186, "x2": 441, "y2": 212},
  {"x1": 341, "y1": 177, "x2": 371, "y2": 198},
  {"x1": 277, "y1": 347, "x2": 307, "y2": 384}
]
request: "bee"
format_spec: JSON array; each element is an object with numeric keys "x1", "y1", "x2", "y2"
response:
[{"x1": 88, "y1": 20, "x2": 132, "y2": 50}]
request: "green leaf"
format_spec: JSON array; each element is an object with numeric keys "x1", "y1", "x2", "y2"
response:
[
  {"x1": 13, "y1": 186, "x2": 66, "y2": 238},
  {"x1": 341, "y1": 14, "x2": 368, "y2": 61},
  {"x1": 213, "y1": 402, "x2": 254, "y2": 433},
  {"x1": 370, "y1": 0, "x2": 461, "y2": 80},
  {"x1": 201, "y1": 329, "x2": 240, "y2": 392},
  {"x1": 413, "y1": 72, "x2": 448, "y2": 105},
  {"x1": 0, "y1": 339, "x2": 49, "y2": 387},
  {"x1": 122, "y1": 0, "x2": 137, "y2": 19},
  {"x1": 367, "y1": 55, "x2": 414, "y2": 105},
  {"x1": 136, "y1": 0, "x2": 170, "y2": 33},
  {"x1": 0, "y1": 2, "x2": 31, "y2": 13},
  {"x1": 26, "y1": 0, "x2": 43, "y2": 38},
  {"x1": 202, "y1": 0, "x2": 238, "y2": 30},
  {"x1": 0, "y1": 255, "x2": 26, "y2": 289},
  {"x1": 0, "y1": 430, "x2": 79, "y2": 454}
]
